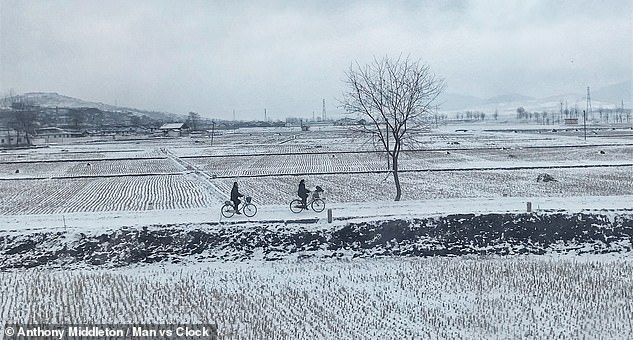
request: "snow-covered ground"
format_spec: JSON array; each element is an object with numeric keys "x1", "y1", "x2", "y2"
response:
[
  {"x1": 1, "y1": 195, "x2": 631, "y2": 234},
  {"x1": 1, "y1": 124, "x2": 633, "y2": 339},
  {"x1": 1, "y1": 256, "x2": 632, "y2": 339}
]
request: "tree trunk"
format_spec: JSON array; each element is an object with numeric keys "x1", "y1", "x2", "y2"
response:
[{"x1": 392, "y1": 154, "x2": 401, "y2": 201}]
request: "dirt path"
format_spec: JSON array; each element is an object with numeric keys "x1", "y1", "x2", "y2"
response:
[{"x1": 160, "y1": 148, "x2": 226, "y2": 202}]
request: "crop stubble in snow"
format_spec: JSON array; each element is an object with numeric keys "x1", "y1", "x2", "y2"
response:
[{"x1": 1, "y1": 257, "x2": 631, "y2": 339}]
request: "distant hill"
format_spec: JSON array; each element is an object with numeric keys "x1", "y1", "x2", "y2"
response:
[
  {"x1": 9, "y1": 92, "x2": 183, "y2": 121},
  {"x1": 591, "y1": 80, "x2": 632, "y2": 106},
  {"x1": 484, "y1": 93, "x2": 534, "y2": 105},
  {"x1": 437, "y1": 93, "x2": 484, "y2": 111},
  {"x1": 438, "y1": 81, "x2": 632, "y2": 115}
]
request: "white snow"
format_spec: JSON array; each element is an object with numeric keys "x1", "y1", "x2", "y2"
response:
[
  {"x1": 1, "y1": 123, "x2": 632, "y2": 338},
  {"x1": 2, "y1": 195, "x2": 631, "y2": 234}
]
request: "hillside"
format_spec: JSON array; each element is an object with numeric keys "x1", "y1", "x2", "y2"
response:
[{"x1": 10, "y1": 92, "x2": 183, "y2": 121}]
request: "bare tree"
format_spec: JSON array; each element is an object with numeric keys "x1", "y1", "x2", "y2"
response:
[
  {"x1": 0, "y1": 89, "x2": 17, "y2": 108},
  {"x1": 341, "y1": 56, "x2": 445, "y2": 201},
  {"x1": 68, "y1": 109, "x2": 84, "y2": 129},
  {"x1": 516, "y1": 107, "x2": 527, "y2": 120},
  {"x1": 5, "y1": 97, "x2": 38, "y2": 146},
  {"x1": 188, "y1": 112, "x2": 201, "y2": 131},
  {"x1": 11, "y1": 109, "x2": 37, "y2": 145}
]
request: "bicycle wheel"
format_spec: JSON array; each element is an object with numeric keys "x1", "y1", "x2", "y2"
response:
[
  {"x1": 289, "y1": 199, "x2": 304, "y2": 213},
  {"x1": 311, "y1": 198, "x2": 325, "y2": 212},
  {"x1": 243, "y1": 203, "x2": 257, "y2": 217},
  {"x1": 221, "y1": 203, "x2": 235, "y2": 218}
]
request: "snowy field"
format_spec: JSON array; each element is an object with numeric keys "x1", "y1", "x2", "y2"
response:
[
  {"x1": 0, "y1": 124, "x2": 632, "y2": 217},
  {"x1": 1, "y1": 256, "x2": 632, "y2": 339},
  {"x1": 1, "y1": 123, "x2": 633, "y2": 339}
]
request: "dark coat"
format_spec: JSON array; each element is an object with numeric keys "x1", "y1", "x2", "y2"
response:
[
  {"x1": 231, "y1": 185, "x2": 243, "y2": 202},
  {"x1": 298, "y1": 181, "x2": 309, "y2": 198}
]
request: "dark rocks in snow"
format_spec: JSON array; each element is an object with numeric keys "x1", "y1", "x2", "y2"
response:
[
  {"x1": 600, "y1": 150, "x2": 606, "y2": 154},
  {"x1": 1, "y1": 212, "x2": 632, "y2": 269},
  {"x1": 537, "y1": 173, "x2": 557, "y2": 182}
]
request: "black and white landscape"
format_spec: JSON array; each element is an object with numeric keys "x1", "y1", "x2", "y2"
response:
[{"x1": 1, "y1": 1, "x2": 632, "y2": 339}]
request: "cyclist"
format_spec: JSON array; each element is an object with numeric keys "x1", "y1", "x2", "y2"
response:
[
  {"x1": 231, "y1": 182, "x2": 243, "y2": 214},
  {"x1": 297, "y1": 179, "x2": 310, "y2": 208},
  {"x1": 313, "y1": 185, "x2": 324, "y2": 199}
]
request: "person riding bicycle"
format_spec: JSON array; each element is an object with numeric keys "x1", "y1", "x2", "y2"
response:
[
  {"x1": 231, "y1": 182, "x2": 244, "y2": 214},
  {"x1": 298, "y1": 179, "x2": 310, "y2": 208},
  {"x1": 313, "y1": 185, "x2": 324, "y2": 199}
]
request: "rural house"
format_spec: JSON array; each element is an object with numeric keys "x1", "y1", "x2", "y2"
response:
[
  {"x1": 159, "y1": 123, "x2": 190, "y2": 137},
  {"x1": 0, "y1": 129, "x2": 28, "y2": 146},
  {"x1": 35, "y1": 127, "x2": 85, "y2": 144}
]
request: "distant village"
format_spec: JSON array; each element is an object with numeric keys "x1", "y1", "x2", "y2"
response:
[
  {"x1": 0, "y1": 101, "x2": 363, "y2": 148},
  {"x1": 6, "y1": 93, "x2": 627, "y2": 149}
]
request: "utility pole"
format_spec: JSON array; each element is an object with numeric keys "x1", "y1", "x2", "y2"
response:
[
  {"x1": 264, "y1": 108, "x2": 267, "y2": 122},
  {"x1": 586, "y1": 86, "x2": 592, "y2": 122},
  {"x1": 322, "y1": 98, "x2": 326, "y2": 121},
  {"x1": 583, "y1": 110, "x2": 587, "y2": 141},
  {"x1": 560, "y1": 101, "x2": 563, "y2": 124},
  {"x1": 582, "y1": 86, "x2": 591, "y2": 141},
  {"x1": 211, "y1": 120, "x2": 215, "y2": 145},
  {"x1": 232, "y1": 109, "x2": 236, "y2": 133}
]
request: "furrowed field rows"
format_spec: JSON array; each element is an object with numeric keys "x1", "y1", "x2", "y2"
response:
[
  {"x1": 0, "y1": 147, "x2": 165, "y2": 162},
  {"x1": 399, "y1": 150, "x2": 486, "y2": 168},
  {"x1": 0, "y1": 175, "x2": 215, "y2": 215},
  {"x1": 187, "y1": 148, "x2": 633, "y2": 177},
  {"x1": 189, "y1": 153, "x2": 376, "y2": 177},
  {"x1": 1, "y1": 161, "x2": 72, "y2": 178},
  {"x1": 0, "y1": 166, "x2": 631, "y2": 215},
  {"x1": 447, "y1": 145, "x2": 633, "y2": 164},
  {"x1": 0, "y1": 178, "x2": 91, "y2": 214},
  {"x1": 394, "y1": 167, "x2": 633, "y2": 200},
  {"x1": 0, "y1": 159, "x2": 182, "y2": 178},
  {"x1": 60, "y1": 175, "x2": 213, "y2": 213},
  {"x1": 216, "y1": 167, "x2": 633, "y2": 205},
  {"x1": 183, "y1": 142, "x2": 633, "y2": 178},
  {"x1": 63, "y1": 159, "x2": 181, "y2": 176},
  {"x1": 174, "y1": 142, "x2": 360, "y2": 157}
]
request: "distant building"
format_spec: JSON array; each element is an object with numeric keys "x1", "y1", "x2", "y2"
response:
[
  {"x1": 564, "y1": 118, "x2": 578, "y2": 125},
  {"x1": 334, "y1": 117, "x2": 365, "y2": 126},
  {"x1": 0, "y1": 129, "x2": 27, "y2": 146},
  {"x1": 159, "y1": 123, "x2": 190, "y2": 137},
  {"x1": 36, "y1": 127, "x2": 84, "y2": 144}
]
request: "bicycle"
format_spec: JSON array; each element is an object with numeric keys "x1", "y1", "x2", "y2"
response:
[
  {"x1": 290, "y1": 188, "x2": 325, "y2": 213},
  {"x1": 221, "y1": 196, "x2": 257, "y2": 218}
]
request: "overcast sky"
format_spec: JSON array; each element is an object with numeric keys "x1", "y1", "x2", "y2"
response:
[{"x1": 1, "y1": 0, "x2": 631, "y2": 120}]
